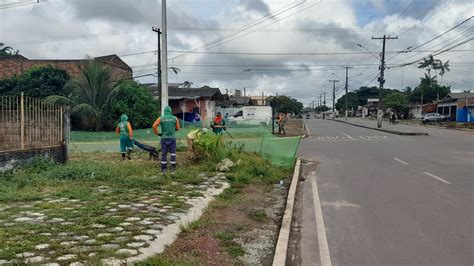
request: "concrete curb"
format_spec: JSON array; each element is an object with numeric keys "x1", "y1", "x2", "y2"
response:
[
  {"x1": 333, "y1": 119, "x2": 429, "y2": 136},
  {"x1": 273, "y1": 158, "x2": 301, "y2": 266}
]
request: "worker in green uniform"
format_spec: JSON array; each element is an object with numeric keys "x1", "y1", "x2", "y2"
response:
[
  {"x1": 115, "y1": 114, "x2": 134, "y2": 160},
  {"x1": 152, "y1": 106, "x2": 180, "y2": 173}
]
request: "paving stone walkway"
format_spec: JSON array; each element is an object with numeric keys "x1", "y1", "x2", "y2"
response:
[{"x1": 0, "y1": 173, "x2": 227, "y2": 265}]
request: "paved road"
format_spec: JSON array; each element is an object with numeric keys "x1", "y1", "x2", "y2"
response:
[{"x1": 292, "y1": 118, "x2": 473, "y2": 265}]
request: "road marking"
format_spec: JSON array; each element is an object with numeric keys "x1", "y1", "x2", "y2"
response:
[
  {"x1": 310, "y1": 175, "x2": 332, "y2": 266},
  {"x1": 393, "y1": 158, "x2": 409, "y2": 165},
  {"x1": 340, "y1": 132, "x2": 356, "y2": 140},
  {"x1": 359, "y1": 136, "x2": 365, "y2": 139},
  {"x1": 424, "y1": 172, "x2": 452, "y2": 184}
]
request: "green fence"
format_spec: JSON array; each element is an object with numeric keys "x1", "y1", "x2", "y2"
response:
[{"x1": 70, "y1": 124, "x2": 301, "y2": 168}]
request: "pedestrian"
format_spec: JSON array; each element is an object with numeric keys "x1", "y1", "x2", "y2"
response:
[
  {"x1": 211, "y1": 112, "x2": 226, "y2": 134},
  {"x1": 278, "y1": 113, "x2": 286, "y2": 135},
  {"x1": 152, "y1": 106, "x2": 180, "y2": 174},
  {"x1": 115, "y1": 114, "x2": 133, "y2": 160}
]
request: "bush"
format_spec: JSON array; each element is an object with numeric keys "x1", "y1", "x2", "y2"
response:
[
  {"x1": 103, "y1": 81, "x2": 160, "y2": 130},
  {"x1": 194, "y1": 133, "x2": 242, "y2": 163}
]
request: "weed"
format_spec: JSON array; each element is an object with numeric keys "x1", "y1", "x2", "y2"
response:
[
  {"x1": 248, "y1": 209, "x2": 267, "y2": 222},
  {"x1": 213, "y1": 231, "x2": 235, "y2": 241}
]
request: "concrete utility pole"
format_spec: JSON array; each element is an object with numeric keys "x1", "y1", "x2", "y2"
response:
[
  {"x1": 152, "y1": 27, "x2": 162, "y2": 99},
  {"x1": 372, "y1": 35, "x2": 398, "y2": 128},
  {"x1": 329, "y1": 79, "x2": 340, "y2": 119},
  {"x1": 161, "y1": 0, "x2": 168, "y2": 115},
  {"x1": 323, "y1": 92, "x2": 326, "y2": 106},
  {"x1": 319, "y1": 94, "x2": 322, "y2": 114},
  {"x1": 342, "y1": 66, "x2": 353, "y2": 120}
]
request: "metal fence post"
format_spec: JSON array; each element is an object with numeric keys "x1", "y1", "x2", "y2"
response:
[{"x1": 20, "y1": 93, "x2": 25, "y2": 149}]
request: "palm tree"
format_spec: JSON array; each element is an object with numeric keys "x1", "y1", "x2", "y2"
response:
[
  {"x1": 435, "y1": 60, "x2": 450, "y2": 85},
  {"x1": 46, "y1": 60, "x2": 120, "y2": 131},
  {"x1": 181, "y1": 81, "x2": 193, "y2": 88}
]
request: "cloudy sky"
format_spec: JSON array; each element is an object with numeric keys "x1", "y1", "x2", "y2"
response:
[{"x1": 1, "y1": 0, "x2": 473, "y2": 106}]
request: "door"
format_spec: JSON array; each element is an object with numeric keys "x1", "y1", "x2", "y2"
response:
[{"x1": 450, "y1": 105, "x2": 457, "y2": 121}]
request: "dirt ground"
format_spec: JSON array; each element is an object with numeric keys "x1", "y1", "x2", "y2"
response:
[{"x1": 146, "y1": 182, "x2": 289, "y2": 265}]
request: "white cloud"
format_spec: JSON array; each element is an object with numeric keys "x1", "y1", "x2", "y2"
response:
[{"x1": 0, "y1": 0, "x2": 472, "y2": 104}]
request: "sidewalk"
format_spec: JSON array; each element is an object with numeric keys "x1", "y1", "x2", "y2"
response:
[{"x1": 334, "y1": 118, "x2": 429, "y2": 135}]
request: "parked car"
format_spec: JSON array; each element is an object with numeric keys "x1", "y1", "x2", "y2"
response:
[
  {"x1": 174, "y1": 112, "x2": 201, "y2": 123},
  {"x1": 422, "y1": 113, "x2": 448, "y2": 124},
  {"x1": 305, "y1": 113, "x2": 311, "y2": 119}
]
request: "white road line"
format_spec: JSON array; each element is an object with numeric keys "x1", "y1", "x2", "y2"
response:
[
  {"x1": 424, "y1": 171, "x2": 452, "y2": 184},
  {"x1": 311, "y1": 175, "x2": 332, "y2": 266},
  {"x1": 340, "y1": 132, "x2": 356, "y2": 140},
  {"x1": 393, "y1": 158, "x2": 409, "y2": 165},
  {"x1": 359, "y1": 136, "x2": 365, "y2": 139}
]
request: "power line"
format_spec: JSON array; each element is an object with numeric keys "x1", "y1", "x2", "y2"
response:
[
  {"x1": 169, "y1": 0, "x2": 307, "y2": 61},
  {"x1": 0, "y1": 0, "x2": 38, "y2": 9}
]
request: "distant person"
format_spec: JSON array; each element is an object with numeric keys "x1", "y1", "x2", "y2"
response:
[
  {"x1": 115, "y1": 114, "x2": 133, "y2": 160},
  {"x1": 278, "y1": 113, "x2": 286, "y2": 135},
  {"x1": 153, "y1": 106, "x2": 180, "y2": 174},
  {"x1": 211, "y1": 112, "x2": 226, "y2": 134}
]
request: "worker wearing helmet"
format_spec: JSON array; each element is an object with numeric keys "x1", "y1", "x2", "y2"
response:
[{"x1": 211, "y1": 112, "x2": 226, "y2": 134}]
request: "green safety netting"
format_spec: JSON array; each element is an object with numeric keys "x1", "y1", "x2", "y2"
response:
[{"x1": 70, "y1": 121, "x2": 300, "y2": 168}]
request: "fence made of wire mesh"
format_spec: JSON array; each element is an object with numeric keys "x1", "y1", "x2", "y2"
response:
[{"x1": 71, "y1": 121, "x2": 301, "y2": 168}]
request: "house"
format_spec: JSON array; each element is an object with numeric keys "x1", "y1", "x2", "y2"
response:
[
  {"x1": 250, "y1": 95, "x2": 269, "y2": 106},
  {"x1": 361, "y1": 98, "x2": 379, "y2": 117},
  {"x1": 408, "y1": 103, "x2": 437, "y2": 119},
  {"x1": 437, "y1": 92, "x2": 474, "y2": 122},
  {"x1": 146, "y1": 84, "x2": 224, "y2": 125},
  {"x1": 0, "y1": 54, "x2": 132, "y2": 81}
]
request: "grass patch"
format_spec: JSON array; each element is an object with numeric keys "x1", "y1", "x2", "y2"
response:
[{"x1": 248, "y1": 209, "x2": 268, "y2": 222}]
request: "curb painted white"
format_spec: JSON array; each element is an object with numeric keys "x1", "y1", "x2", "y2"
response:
[{"x1": 272, "y1": 158, "x2": 301, "y2": 266}]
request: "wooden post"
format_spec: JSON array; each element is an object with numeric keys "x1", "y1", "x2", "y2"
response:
[{"x1": 20, "y1": 93, "x2": 25, "y2": 149}]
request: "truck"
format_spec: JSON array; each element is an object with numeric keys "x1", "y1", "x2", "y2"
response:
[{"x1": 226, "y1": 106, "x2": 273, "y2": 126}]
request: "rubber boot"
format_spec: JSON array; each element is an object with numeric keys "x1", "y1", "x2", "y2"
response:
[
  {"x1": 126, "y1": 149, "x2": 132, "y2": 160},
  {"x1": 121, "y1": 153, "x2": 126, "y2": 160}
]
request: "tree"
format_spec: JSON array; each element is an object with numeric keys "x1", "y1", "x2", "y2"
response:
[
  {"x1": 46, "y1": 60, "x2": 120, "y2": 131},
  {"x1": 103, "y1": 81, "x2": 160, "y2": 130},
  {"x1": 409, "y1": 76, "x2": 450, "y2": 104},
  {"x1": 268, "y1": 95, "x2": 303, "y2": 115},
  {"x1": 384, "y1": 92, "x2": 408, "y2": 113},
  {"x1": 335, "y1": 92, "x2": 359, "y2": 112},
  {"x1": 0, "y1": 65, "x2": 70, "y2": 97}
]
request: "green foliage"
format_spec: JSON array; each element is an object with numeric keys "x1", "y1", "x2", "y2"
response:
[
  {"x1": 409, "y1": 76, "x2": 450, "y2": 104},
  {"x1": 267, "y1": 95, "x2": 303, "y2": 114},
  {"x1": 384, "y1": 91, "x2": 408, "y2": 113},
  {"x1": 103, "y1": 80, "x2": 160, "y2": 130},
  {"x1": 335, "y1": 86, "x2": 397, "y2": 111},
  {"x1": 46, "y1": 60, "x2": 120, "y2": 131},
  {"x1": 194, "y1": 133, "x2": 242, "y2": 163},
  {"x1": 0, "y1": 65, "x2": 70, "y2": 97},
  {"x1": 335, "y1": 91, "x2": 359, "y2": 111}
]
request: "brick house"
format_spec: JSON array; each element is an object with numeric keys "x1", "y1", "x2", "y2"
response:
[
  {"x1": 146, "y1": 83, "x2": 224, "y2": 125},
  {"x1": 437, "y1": 92, "x2": 474, "y2": 122},
  {"x1": 0, "y1": 54, "x2": 132, "y2": 81}
]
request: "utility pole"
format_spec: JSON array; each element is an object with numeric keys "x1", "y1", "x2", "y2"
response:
[
  {"x1": 329, "y1": 80, "x2": 340, "y2": 119},
  {"x1": 372, "y1": 35, "x2": 398, "y2": 128},
  {"x1": 342, "y1": 66, "x2": 353, "y2": 120},
  {"x1": 319, "y1": 94, "x2": 322, "y2": 114},
  {"x1": 152, "y1": 27, "x2": 162, "y2": 99},
  {"x1": 323, "y1": 92, "x2": 327, "y2": 119},
  {"x1": 161, "y1": 0, "x2": 168, "y2": 115}
]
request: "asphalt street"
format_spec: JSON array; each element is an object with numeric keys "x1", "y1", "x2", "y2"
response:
[{"x1": 294, "y1": 118, "x2": 473, "y2": 265}]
